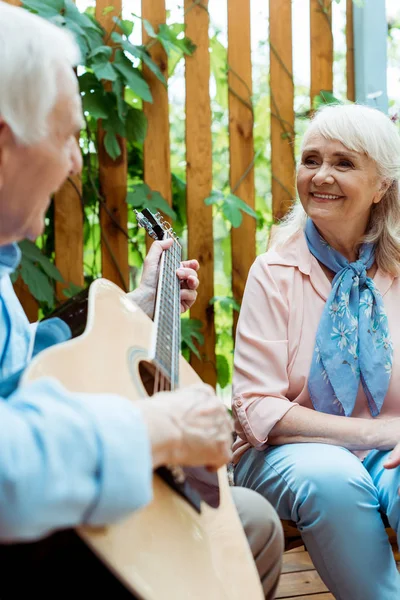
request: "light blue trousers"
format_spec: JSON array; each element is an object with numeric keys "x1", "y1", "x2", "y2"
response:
[{"x1": 235, "y1": 444, "x2": 400, "y2": 600}]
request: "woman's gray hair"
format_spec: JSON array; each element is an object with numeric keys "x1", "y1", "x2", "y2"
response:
[
  {"x1": 273, "y1": 104, "x2": 400, "y2": 275},
  {"x1": 0, "y1": 1, "x2": 80, "y2": 145}
]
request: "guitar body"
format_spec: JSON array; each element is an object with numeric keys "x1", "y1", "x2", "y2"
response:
[{"x1": 21, "y1": 279, "x2": 263, "y2": 600}]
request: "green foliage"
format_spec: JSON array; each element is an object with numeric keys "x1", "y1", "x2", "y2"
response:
[
  {"x1": 313, "y1": 90, "x2": 343, "y2": 110},
  {"x1": 126, "y1": 184, "x2": 177, "y2": 220},
  {"x1": 181, "y1": 318, "x2": 204, "y2": 360},
  {"x1": 10, "y1": 240, "x2": 63, "y2": 307},
  {"x1": 204, "y1": 191, "x2": 257, "y2": 228},
  {"x1": 18, "y1": 0, "x2": 193, "y2": 318}
]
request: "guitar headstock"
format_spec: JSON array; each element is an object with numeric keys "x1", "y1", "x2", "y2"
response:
[{"x1": 134, "y1": 208, "x2": 178, "y2": 242}]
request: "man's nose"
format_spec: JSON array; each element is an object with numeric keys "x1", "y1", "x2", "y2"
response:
[{"x1": 70, "y1": 137, "x2": 82, "y2": 176}]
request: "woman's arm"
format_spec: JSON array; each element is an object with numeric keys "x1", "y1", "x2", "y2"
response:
[{"x1": 267, "y1": 404, "x2": 399, "y2": 451}]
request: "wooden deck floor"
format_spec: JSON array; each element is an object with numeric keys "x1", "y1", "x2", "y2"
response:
[{"x1": 276, "y1": 544, "x2": 400, "y2": 600}]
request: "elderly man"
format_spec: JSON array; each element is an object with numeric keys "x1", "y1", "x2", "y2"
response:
[{"x1": 0, "y1": 2, "x2": 283, "y2": 598}]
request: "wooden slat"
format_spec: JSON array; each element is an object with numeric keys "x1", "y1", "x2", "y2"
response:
[
  {"x1": 184, "y1": 0, "x2": 216, "y2": 387},
  {"x1": 269, "y1": 0, "x2": 295, "y2": 221},
  {"x1": 276, "y1": 570, "x2": 328, "y2": 598},
  {"x1": 13, "y1": 277, "x2": 38, "y2": 323},
  {"x1": 227, "y1": 0, "x2": 256, "y2": 334},
  {"x1": 346, "y1": 0, "x2": 355, "y2": 101},
  {"x1": 54, "y1": 174, "x2": 84, "y2": 299},
  {"x1": 282, "y1": 550, "x2": 314, "y2": 574},
  {"x1": 142, "y1": 0, "x2": 171, "y2": 250},
  {"x1": 96, "y1": 0, "x2": 129, "y2": 291},
  {"x1": 310, "y1": 0, "x2": 333, "y2": 104},
  {"x1": 281, "y1": 594, "x2": 334, "y2": 600}
]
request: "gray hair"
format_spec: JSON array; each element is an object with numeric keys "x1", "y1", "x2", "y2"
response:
[
  {"x1": 273, "y1": 104, "x2": 400, "y2": 275},
  {"x1": 0, "y1": 1, "x2": 80, "y2": 145}
]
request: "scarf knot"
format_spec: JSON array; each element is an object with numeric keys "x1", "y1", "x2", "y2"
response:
[
  {"x1": 349, "y1": 260, "x2": 367, "y2": 287},
  {"x1": 305, "y1": 219, "x2": 392, "y2": 417}
]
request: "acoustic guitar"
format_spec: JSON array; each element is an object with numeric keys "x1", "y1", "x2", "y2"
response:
[{"x1": 18, "y1": 210, "x2": 263, "y2": 599}]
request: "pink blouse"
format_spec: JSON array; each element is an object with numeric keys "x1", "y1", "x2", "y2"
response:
[{"x1": 232, "y1": 230, "x2": 400, "y2": 464}]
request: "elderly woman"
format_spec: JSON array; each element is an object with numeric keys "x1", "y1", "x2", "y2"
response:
[{"x1": 233, "y1": 103, "x2": 400, "y2": 599}]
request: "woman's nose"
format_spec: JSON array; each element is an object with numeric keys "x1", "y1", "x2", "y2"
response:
[{"x1": 312, "y1": 165, "x2": 335, "y2": 186}]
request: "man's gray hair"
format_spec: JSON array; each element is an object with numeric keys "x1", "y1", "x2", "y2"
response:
[
  {"x1": 273, "y1": 104, "x2": 400, "y2": 275},
  {"x1": 0, "y1": 1, "x2": 80, "y2": 145}
]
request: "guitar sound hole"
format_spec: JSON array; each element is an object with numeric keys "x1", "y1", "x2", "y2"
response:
[{"x1": 138, "y1": 360, "x2": 171, "y2": 395}]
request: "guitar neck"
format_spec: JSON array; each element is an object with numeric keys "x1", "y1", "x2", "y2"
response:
[{"x1": 151, "y1": 234, "x2": 182, "y2": 390}]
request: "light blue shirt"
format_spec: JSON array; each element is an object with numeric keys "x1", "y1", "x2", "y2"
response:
[{"x1": 0, "y1": 244, "x2": 152, "y2": 541}]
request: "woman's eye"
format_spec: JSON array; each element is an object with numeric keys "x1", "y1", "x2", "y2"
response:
[
  {"x1": 338, "y1": 160, "x2": 353, "y2": 168},
  {"x1": 303, "y1": 157, "x2": 319, "y2": 166}
]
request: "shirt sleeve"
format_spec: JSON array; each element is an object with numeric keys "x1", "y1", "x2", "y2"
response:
[
  {"x1": 0, "y1": 377, "x2": 153, "y2": 542},
  {"x1": 232, "y1": 256, "x2": 297, "y2": 448}
]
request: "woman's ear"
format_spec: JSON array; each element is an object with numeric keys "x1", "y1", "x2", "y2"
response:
[{"x1": 374, "y1": 179, "x2": 392, "y2": 204}]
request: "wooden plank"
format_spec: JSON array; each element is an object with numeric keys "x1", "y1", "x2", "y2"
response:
[
  {"x1": 184, "y1": 0, "x2": 216, "y2": 387},
  {"x1": 13, "y1": 277, "x2": 38, "y2": 323},
  {"x1": 227, "y1": 0, "x2": 256, "y2": 334},
  {"x1": 310, "y1": 0, "x2": 333, "y2": 104},
  {"x1": 276, "y1": 570, "x2": 328, "y2": 598},
  {"x1": 142, "y1": 0, "x2": 171, "y2": 250},
  {"x1": 282, "y1": 550, "x2": 314, "y2": 574},
  {"x1": 54, "y1": 0, "x2": 83, "y2": 300},
  {"x1": 54, "y1": 173, "x2": 84, "y2": 299},
  {"x1": 269, "y1": 0, "x2": 295, "y2": 221},
  {"x1": 281, "y1": 594, "x2": 334, "y2": 600},
  {"x1": 346, "y1": 0, "x2": 355, "y2": 101},
  {"x1": 96, "y1": 0, "x2": 129, "y2": 291}
]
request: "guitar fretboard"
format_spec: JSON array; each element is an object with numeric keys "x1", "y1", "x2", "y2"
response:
[{"x1": 152, "y1": 234, "x2": 182, "y2": 389}]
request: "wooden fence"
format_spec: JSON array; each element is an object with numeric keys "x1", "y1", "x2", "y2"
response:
[{"x1": 9, "y1": 0, "x2": 355, "y2": 387}]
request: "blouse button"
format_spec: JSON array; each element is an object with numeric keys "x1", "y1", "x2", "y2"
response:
[{"x1": 236, "y1": 399, "x2": 242, "y2": 407}]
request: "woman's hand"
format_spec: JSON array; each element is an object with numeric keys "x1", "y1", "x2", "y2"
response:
[{"x1": 128, "y1": 238, "x2": 199, "y2": 318}]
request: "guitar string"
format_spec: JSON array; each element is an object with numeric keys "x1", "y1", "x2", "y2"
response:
[{"x1": 153, "y1": 229, "x2": 181, "y2": 394}]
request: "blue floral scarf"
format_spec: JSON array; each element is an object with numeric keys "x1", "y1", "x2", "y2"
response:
[{"x1": 305, "y1": 218, "x2": 393, "y2": 417}]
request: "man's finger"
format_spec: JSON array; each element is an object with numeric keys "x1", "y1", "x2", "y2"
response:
[{"x1": 181, "y1": 259, "x2": 200, "y2": 272}]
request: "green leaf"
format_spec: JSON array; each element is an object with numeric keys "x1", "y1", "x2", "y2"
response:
[
  {"x1": 18, "y1": 240, "x2": 63, "y2": 282},
  {"x1": 216, "y1": 354, "x2": 230, "y2": 389},
  {"x1": 113, "y1": 16, "x2": 134, "y2": 37},
  {"x1": 210, "y1": 295, "x2": 241, "y2": 313},
  {"x1": 19, "y1": 257, "x2": 55, "y2": 306},
  {"x1": 313, "y1": 90, "x2": 342, "y2": 110},
  {"x1": 104, "y1": 131, "x2": 121, "y2": 160},
  {"x1": 88, "y1": 45, "x2": 112, "y2": 61},
  {"x1": 126, "y1": 107, "x2": 148, "y2": 144},
  {"x1": 103, "y1": 6, "x2": 115, "y2": 16},
  {"x1": 204, "y1": 190, "x2": 223, "y2": 206},
  {"x1": 126, "y1": 184, "x2": 176, "y2": 219},
  {"x1": 143, "y1": 19, "x2": 157, "y2": 39},
  {"x1": 113, "y1": 50, "x2": 152, "y2": 102},
  {"x1": 81, "y1": 89, "x2": 109, "y2": 119},
  {"x1": 181, "y1": 318, "x2": 204, "y2": 359},
  {"x1": 92, "y1": 60, "x2": 117, "y2": 82},
  {"x1": 62, "y1": 282, "x2": 85, "y2": 299},
  {"x1": 222, "y1": 204, "x2": 242, "y2": 227},
  {"x1": 157, "y1": 23, "x2": 196, "y2": 58},
  {"x1": 225, "y1": 193, "x2": 258, "y2": 218},
  {"x1": 22, "y1": 0, "x2": 64, "y2": 18},
  {"x1": 111, "y1": 34, "x2": 167, "y2": 86}
]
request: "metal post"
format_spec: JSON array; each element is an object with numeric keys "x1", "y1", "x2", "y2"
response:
[{"x1": 353, "y1": 0, "x2": 388, "y2": 113}]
